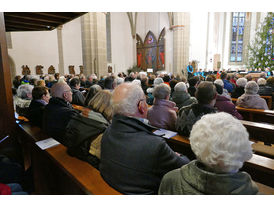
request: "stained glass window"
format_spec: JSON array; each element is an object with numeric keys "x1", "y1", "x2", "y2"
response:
[{"x1": 230, "y1": 12, "x2": 246, "y2": 62}]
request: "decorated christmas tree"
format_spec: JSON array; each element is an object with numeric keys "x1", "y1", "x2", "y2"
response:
[{"x1": 248, "y1": 12, "x2": 274, "y2": 71}]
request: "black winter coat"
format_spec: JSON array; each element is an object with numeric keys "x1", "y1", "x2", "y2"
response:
[
  {"x1": 43, "y1": 97, "x2": 79, "y2": 145},
  {"x1": 231, "y1": 86, "x2": 245, "y2": 98},
  {"x1": 27, "y1": 100, "x2": 46, "y2": 127},
  {"x1": 100, "y1": 114, "x2": 189, "y2": 195},
  {"x1": 258, "y1": 85, "x2": 272, "y2": 96},
  {"x1": 65, "y1": 112, "x2": 109, "y2": 169}
]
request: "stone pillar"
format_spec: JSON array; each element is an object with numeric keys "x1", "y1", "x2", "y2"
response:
[
  {"x1": 57, "y1": 26, "x2": 64, "y2": 75},
  {"x1": 172, "y1": 12, "x2": 190, "y2": 77},
  {"x1": 221, "y1": 13, "x2": 227, "y2": 70},
  {"x1": 81, "y1": 13, "x2": 107, "y2": 77},
  {"x1": 205, "y1": 12, "x2": 210, "y2": 69}
]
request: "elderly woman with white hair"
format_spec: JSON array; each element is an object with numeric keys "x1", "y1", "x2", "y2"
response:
[
  {"x1": 236, "y1": 81, "x2": 268, "y2": 110},
  {"x1": 146, "y1": 77, "x2": 164, "y2": 105},
  {"x1": 214, "y1": 79, "x2": 231, "y2": 100},
  {"x1": 159, "y1": 112, "x2": 258, "y2": 195},
  {"x1": 14, "y1": 84, "x2": 34, "y2": 116},
  {"x1": 257, "y1": 78, "x2": 272, "y2": 96},
  {"x1": 171, "y1": 82, "x2": 197, "y2": 109},
  {"x1": 231, "y1": 77, "x2": 247, "y2": 98},
  {"x1": 147, "y1": 83, "x2": 178, "y2": 131}
]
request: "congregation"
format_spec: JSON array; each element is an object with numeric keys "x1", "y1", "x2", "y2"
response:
[{"x1": 4, "y1": 69, "x2": 274, "y2": 195}]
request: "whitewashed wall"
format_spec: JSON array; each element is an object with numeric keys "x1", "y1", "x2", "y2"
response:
[
  {"x1": 62, "y1": 17, "x2": 83, "y2": 75},
  {"x1": 7, "y1": 12, "x2": 265, "y2": 76},
  {"x1": 8, "y1": 30, "x2": 59, "y2": 76},
  {"x1": 189, "y1": 12, "x2": 208, "y2": 69},
  {"x1": 8, "y1": 17, "x2": 83, "y2": 76},
  {"x1": 110, "y1": 12, "x2": 134, "y2": 74}
]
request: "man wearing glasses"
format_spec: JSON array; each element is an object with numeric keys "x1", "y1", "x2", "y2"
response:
[{"x1": 100, "y1": 82, "x2": 189, "y2": 195}]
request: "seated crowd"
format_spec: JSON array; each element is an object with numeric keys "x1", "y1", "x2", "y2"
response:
[{"x1": 7, "y1": 69, "x2": 274, "y2": 195}]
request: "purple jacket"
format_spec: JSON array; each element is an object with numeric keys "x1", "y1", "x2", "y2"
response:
[
  {"x1": 215, "y1": 95, "x2": 243, "y2": 120},
  {"x1": 147, "y1": 99, "x2": 178, "y2": 131}
]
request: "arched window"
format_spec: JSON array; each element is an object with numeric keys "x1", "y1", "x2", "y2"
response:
[{"x1": 230, "y1": 12, "x2": 246, "y2": 62}]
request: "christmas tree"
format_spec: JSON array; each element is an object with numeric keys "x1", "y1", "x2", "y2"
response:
[{"x1": 248, "y1": 12, "x2": 274, "y2": 71}]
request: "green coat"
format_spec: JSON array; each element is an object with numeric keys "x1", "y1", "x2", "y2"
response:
[{"x1": 158, "y1": 160, "x2": 259, "y2": 195}]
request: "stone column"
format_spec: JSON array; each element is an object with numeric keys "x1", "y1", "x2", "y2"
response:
[
  {"x1": 172, "y1": 12, "x2": 190, "y2": 77},
  {"x1": 57, "y1": 26, "x2": 64, "y2": 75},
  {"x1": 81, "y1": 13, "x2": 107, "y2": 77},
  {"x1": 221, "y1": 13, "x2": 227, "y2": 70},
  {"x1": 205, "y1": 12, "x2": 210, "y2": 69}
]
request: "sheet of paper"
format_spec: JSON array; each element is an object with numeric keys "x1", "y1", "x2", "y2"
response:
[
  {"x1": 35, "y1": 138, "x2": 60, "y2": 150},
  {"x1": 153, "y1": 129, "x2": 177, "y2": 139}
]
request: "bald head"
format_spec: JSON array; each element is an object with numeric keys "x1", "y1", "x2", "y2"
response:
[
  {"x1": 51, "y1": 82, "x2": 72, "y2": 102},
  {"x1": 112, "y1": 82, "x2": 147, "y2": 117}
]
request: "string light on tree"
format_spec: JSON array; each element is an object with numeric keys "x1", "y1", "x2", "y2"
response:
[{"x1": 248, "y1": 12, "x2": 274, "y2": 71}]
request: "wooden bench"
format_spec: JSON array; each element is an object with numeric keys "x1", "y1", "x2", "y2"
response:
[
  {"x1": 71, "y1": 105, "x2": 274, "y2": 154},
  {"x1": 236, "y1": 106, "x2": 274, "y2": 124},
  {"x1": 17, "y1": 122, "x2": 121, "y2": 195},
  {"x1": 166, "y1": 134, "x2": 274, "y2": 188},
  {"x1": 240, "y1": 120, "x2": 274, "y2": 145},
  {"x1": 232, "y1": 96, "x2": 272, "y2": 109}
]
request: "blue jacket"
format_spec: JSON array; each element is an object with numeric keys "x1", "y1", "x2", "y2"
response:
[
  {"x1": 223, "y1": 79, "x2": 234, "y2": 93},
  {"x1": 187, "y1": 65, "x2": 193, "y2": 73}
]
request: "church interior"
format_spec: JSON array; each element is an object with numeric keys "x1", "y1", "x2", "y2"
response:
[{"x1": 0, "y1": 7, "x2": 274, "y2": 199}]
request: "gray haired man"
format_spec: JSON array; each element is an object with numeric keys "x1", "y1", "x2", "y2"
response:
[{"x1": 100, "y1": 82, "x2": 189, "y2": 195}]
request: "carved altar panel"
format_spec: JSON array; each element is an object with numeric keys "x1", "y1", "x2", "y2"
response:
[
  {"x1": 48, "y1": 65, "x2": 55, "y2": 74},
  {"x1": 157, "y1": 28, "x2": 165, "y2": 70},
  {"x1": 136, "y1": 28, "x2": 165, "y2": 72},
  {"x1": 35, "y1": 65, "x2": 43, "y2": 75},
  {"x1": 22, "y1": 65, "x2": 31, "y2": 75},
  {"x1": 144, "y1": 31, "x2": 157, "y2": 69},
  {"x1": 69, "y1": 65, "x2": 75, "y2": 75},
  {"x1": 136, "y1": 34, "x2": 145, "y2": 70},
  {"x1": 79, "y1": 65, "x2": 84, "y2": 74}
]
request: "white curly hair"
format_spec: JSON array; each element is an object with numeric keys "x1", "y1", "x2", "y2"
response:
[
  {"x1": 236, "y1": 78, "x2": 247, "y2": 87},
  {"x1": 214, "y1": 79, "x2": 224, "y2": 87},
  {"x1": 245, "y1": 81, "x2": 259, "y2": 95},
  {"x1": 189, "y1": 112, "x2": 253, "y2": 173},
  {"x1": 174, "y1": 82, "x2": 187, "y2": 92},
  {"x1": 17, "y1": 84, "x2": 34, "y2": 99},
  {"x1": 257, "y1": 78, "x2": 266, "y2": 86}
]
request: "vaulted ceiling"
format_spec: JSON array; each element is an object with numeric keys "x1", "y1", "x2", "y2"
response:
[{"x1": 4, "y1": 12, "x2": 86, "y2": 32}]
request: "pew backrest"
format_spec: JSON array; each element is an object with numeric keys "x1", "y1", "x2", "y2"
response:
[
  {"x1": 18, "y1": 123, "x2": 121, "y2": 195},
  {"x1": 236, "y1": 106, "x2": 274, "y2": 124}
]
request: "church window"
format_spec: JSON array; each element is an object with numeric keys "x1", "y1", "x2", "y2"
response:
[{"x1": 230, "y1": 12, "x2": 246, "y2": 62}]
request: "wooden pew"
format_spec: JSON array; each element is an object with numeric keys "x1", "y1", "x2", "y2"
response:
[
  {"x1": 166, "y1": 134, "x2": 274, "y2": 188},
  {"x1": 17, "y1": 122, "x2": 121, "y2": 195},
  {"x1": 16, "y1": 111, "x2": 274, "y2": 193},
  {"x1": 240, "y1": 120, "x2": 274, "y2": 145},
  {"x1": 232, "y1": 96, "x2": 272, "y2": 110},
  {"x1": 71, "y1": 105, "x2": 274, "y2": 153},
  {"x1": 236, "y1": 106, "x2": 274, "y2": 124}
]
